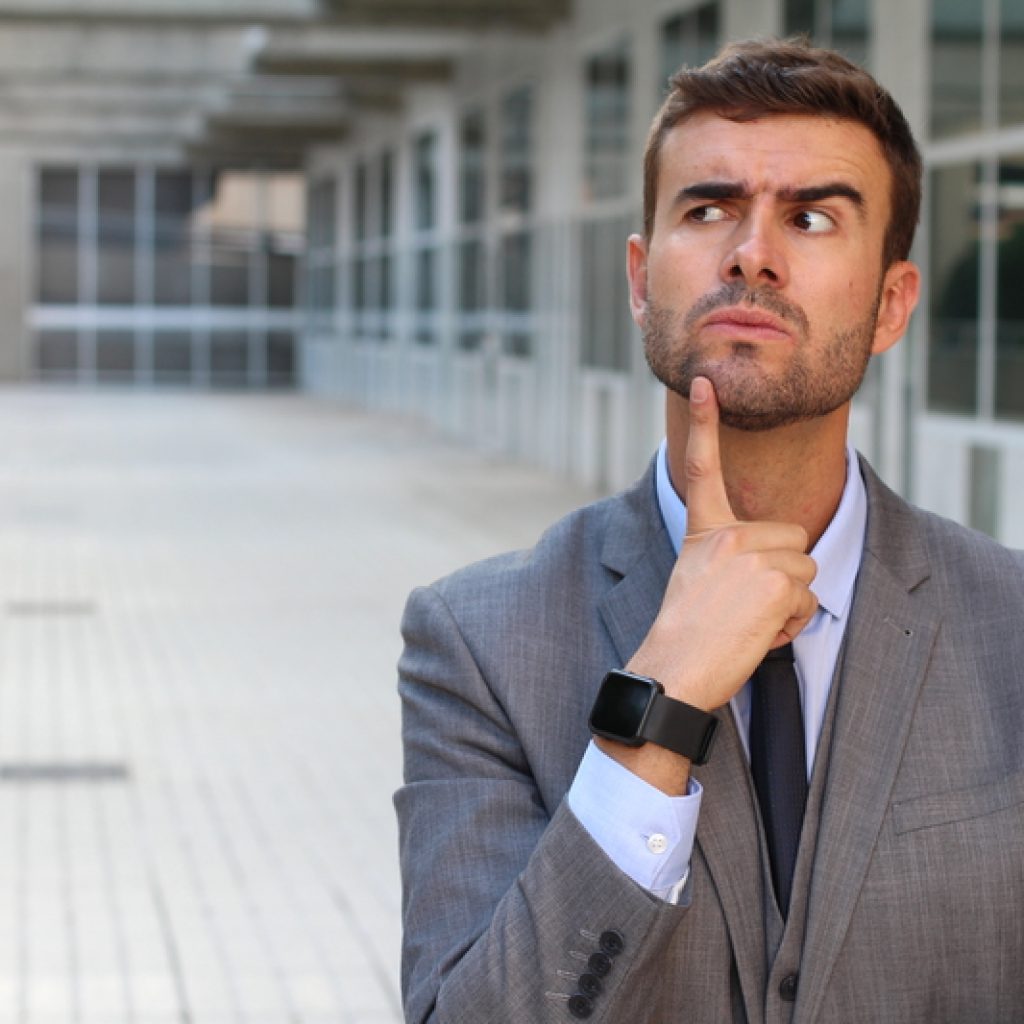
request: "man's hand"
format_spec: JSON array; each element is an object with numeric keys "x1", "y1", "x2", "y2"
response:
[{"x1": 628, "y1": 376, "x2": 818, "y2": 712}]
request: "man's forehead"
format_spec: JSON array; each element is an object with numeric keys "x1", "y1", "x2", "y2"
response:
[{"x1": 660, "y1": 111, "x2": 889, "y2": 191}]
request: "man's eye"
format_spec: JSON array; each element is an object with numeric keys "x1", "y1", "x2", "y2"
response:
[
  {"x1": 793, "y1": 209, "x2": 835, "y2": 233},
  {"x1": 688, "y1": 205, "x2": 728, "y2": 224}
]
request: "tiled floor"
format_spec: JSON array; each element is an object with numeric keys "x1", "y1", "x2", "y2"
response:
[{"x1": 0, "y1": 389, "x2": 593, "y2": 1024}]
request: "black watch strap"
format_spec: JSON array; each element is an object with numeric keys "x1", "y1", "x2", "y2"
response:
[{"x1": 645, "y1": 689, "x2": 719, "y2": 765}]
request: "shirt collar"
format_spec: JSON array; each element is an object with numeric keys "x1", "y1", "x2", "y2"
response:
[{"x1": 654, "y1": 439, "x2": 866, "y2": 620}]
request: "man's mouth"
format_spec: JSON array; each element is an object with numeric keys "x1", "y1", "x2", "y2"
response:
[{"x1": 702, "y1": 307, "x2": 792, "y2": 341}]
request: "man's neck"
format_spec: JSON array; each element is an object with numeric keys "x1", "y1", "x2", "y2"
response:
[{"x1": 664, "y1": 391, "x2": 851, "y2": 549}]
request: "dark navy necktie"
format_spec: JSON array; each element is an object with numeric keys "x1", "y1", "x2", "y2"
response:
[{"x1": 749, "y1": 643, "x2": 807, "y2": 919}]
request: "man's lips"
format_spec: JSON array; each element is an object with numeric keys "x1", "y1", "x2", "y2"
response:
[{"x1": 701, "y1": 307, "x2": 792, "y2": 341}]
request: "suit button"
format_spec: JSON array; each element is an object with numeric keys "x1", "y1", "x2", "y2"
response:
[
  {"x1": 568, "y1": 992, "x2": 594, "y2": 1018},
  {"x1": 779, "y1": 973, "x2": 799, "y2": 1001},
  {"x1": 578, "y1": 972, "x2": 602, "y2": 997},
  {"x1": 588, "y1": 951, "x2": 612, "y2": 977},
  {"x1": 599, "y1": 929, "x2": 625, "y2": 956}
]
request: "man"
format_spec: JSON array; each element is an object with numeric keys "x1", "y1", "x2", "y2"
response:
[{"x1": 395, "y1": 39, "x2": 1024, "y2": 1024}]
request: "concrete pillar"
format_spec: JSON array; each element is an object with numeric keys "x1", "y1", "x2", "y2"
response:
[
  {"x1": 871, "y1": 0, "x2": 930, "y2": 494},
  {"x1": 0, "y1": 151, "x2": 31, "y2": 380}
]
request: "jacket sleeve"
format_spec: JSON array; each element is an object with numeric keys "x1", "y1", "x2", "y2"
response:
[{"x1": 394, "y1": 583, "x2": 692, "y2": 1024}]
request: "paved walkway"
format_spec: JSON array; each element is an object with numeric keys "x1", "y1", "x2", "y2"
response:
[{"x1": 0, "y1": 389, "x2": 595, "y2": 1024}]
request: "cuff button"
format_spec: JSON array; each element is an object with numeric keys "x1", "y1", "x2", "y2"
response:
[
  {"x1": 568, "y1": 993, "x2": 594, "y2": 1018},
  {"x1": 588, "y1": 951, "x2": 612, "y2": 977},
  {"x1": 578, "y1": 972, "x2": 602, "y2": 997},
  {"x1": 599, "y1": 929, "x2": 625, "y2": 956}
]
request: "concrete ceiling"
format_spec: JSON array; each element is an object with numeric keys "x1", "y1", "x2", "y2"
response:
[
  {"x1": 319, "y1": 0, "x2": 571, "y2": 31},
  {"x1": 0, "y1": 0, "x2": 571, "y2": 166}
]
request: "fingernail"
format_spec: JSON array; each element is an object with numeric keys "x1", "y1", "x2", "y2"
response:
[{"x1": 691, "y1": 377, "x2": 708, "y2": 403}]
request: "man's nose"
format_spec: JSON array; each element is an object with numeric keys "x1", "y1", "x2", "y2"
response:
[{"x1": 719, "y1": 210, "x2": 788, "y2": 288}]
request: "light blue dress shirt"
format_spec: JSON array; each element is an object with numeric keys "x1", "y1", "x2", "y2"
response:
[{"x1": 567, "y1": 441, "x2": 867, "y2": 900}]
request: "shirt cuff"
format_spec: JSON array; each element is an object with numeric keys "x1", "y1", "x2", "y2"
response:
[{"x1": 566, "y1": 741, "x2": 702, "y2": 902}]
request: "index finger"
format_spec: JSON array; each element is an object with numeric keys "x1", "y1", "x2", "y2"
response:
[{"x1": 685, "y1": 376, "x2": 736, "y2": 534}]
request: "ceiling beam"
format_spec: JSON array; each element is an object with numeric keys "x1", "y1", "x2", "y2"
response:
[{"x1": 319, "y1": 0, "x2": 570, "y2": 31}]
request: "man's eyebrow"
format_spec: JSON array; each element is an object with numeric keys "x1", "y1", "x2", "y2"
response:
[
  {"x1": 673, "y1": 180, "x2": 750, "y2": 204},
  {"x1": 672, "y1": 179, "x2": 867, "y2": 216},
  {"x1": 778, "y1": 182, "x2": 866, "y2": 213}
]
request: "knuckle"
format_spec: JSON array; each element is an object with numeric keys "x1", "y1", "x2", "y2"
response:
[
  {"x1": 762, "y1": 568, "x2": 793, "y2": 602},
  {"x1": 684, "y1": 453, "x2": 718, "y2": 485},
  {"x1": 708, "y1": 524, "x2": 743, "y2": 556}
]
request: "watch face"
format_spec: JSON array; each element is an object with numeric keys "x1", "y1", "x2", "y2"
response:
[{"x1": 589, "y1": 672, "x2": 658, "y2": 743}]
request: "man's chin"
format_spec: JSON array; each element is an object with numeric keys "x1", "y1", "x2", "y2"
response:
[{"x1": 716, "y1": 407, "x2": 816, "y2": 432}]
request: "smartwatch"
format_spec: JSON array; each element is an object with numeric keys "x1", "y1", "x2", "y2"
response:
[{"x1": 588, "y1": 669, "x2": 719, "y2": 765}]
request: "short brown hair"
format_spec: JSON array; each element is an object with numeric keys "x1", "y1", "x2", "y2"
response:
[{"x1": 643, "y1": 38, "x2": 922, "y2": 267}]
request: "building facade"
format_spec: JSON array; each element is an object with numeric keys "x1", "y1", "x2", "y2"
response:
[
  {"x1": 297, "y1": 0, "x2": 1024, "y2": 546},
  {"x1": 4, "y1": 0, "x2": 1024, "y2": 543}
]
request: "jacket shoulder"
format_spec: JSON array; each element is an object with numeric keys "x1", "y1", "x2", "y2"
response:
[{"x1": 424, "y1": 464, "x2": 662, "y2": 617}]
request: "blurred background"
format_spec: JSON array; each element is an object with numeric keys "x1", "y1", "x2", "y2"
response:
[
  {"x1": 7, "y1": 0, "x2": 1024, "y2": 541},
  {"x1": 5, "y1": 0, "x2": 1024, "y2": 541},
  {"x1": 0, "y1": 0, "x2": 1022, "y2": 1021}
]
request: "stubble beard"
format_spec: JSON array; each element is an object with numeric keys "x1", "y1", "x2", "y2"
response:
[{"x1": 642, "y1": 281, "x2": 882, "y2": 432}]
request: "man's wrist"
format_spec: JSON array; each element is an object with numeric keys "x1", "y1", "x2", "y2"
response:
[{"x1": 589, "y1": 669, "x2": 719, "y2": 766}]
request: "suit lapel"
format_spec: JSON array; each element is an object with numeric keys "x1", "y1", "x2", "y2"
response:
[
  {"x1": 596, "y1": 463, "x2": 674, "y2": 667},
  {"x1": 795, "y1": 463, "x2": 940, "y2": 1023}
]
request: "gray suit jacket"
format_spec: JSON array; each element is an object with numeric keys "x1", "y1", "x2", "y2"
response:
[{"x1": 395, "y1": 457, "x2": 1024, "y2": 1023}]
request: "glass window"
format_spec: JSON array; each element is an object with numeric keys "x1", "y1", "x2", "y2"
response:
[
  {"x1": 1002, "y1": 0, "x2": 1024, "y2": 126},
  {"x1": 931, "y1": 0, "x2": 984, "y2": 138},
  {"x1": 581, "y1": 214, "x2": 634, "y2": 371},
  {"x1": 661, "y1": 4, "x2": 719, "y2": 86},
  {"x1": 204, "y1": 172, "x2": 255, "y2": 307},
  {"x1": 267, "y1": 246, "x2": 296, "y2": 308},
  {"x1": 209, "y1": 237, "x2": 250, "y2": 306},
  {"x1": 928, "y1": 163, "x2": 982, "y2": 413},
  {"x1": 352, "y1": 257, "x2": 367, "y2": 315},
  {"x1": 306, "y1": 178, "x2": 336, "y2": 318},
  {"x1": 500, "y1": 87, "x2": 532, "y2": 215},
  {"x1": 40, "y1": 167, "x2": 78, "y2": 209},
  {"x1": 416, "y1": 248, "x2": 436, "y2": 312},
  {"x1": 831, "y1": 0, "x2": 869, "y2": 66},
  {"x1": 309, "y1": 179, "x2": 337, "y2": 250},
  {"x1": 414, "y1": 132, "x2": 438, "y2": 233},
  {"x1": 312, "y1": 264, "x2": 335, "y2": 315},
  {"x1": 354, "y1": 161, "x2": 368, "y2": 243},
  {"x1": 154, "y1": 170, "x2": 193, "y2": 306},
  {"x1": 380, "y1": 150, "x2": 395, "y2": 239},
  {"x1": 374, "y1": 253, "x2": 392, "y2": 315},
  {"x1": 97, "y1": 169, "x2": 136, "y2": 305},
  {"x1": 584, "y1": 40, "x2": 632, "y2": 202},
  {"x1": 995, "y1": 153, "x2": 1024, "y2": 418},
  {"x1": 499, "y1": 232, "x2": 531, "y2": 314},
  {"x1": 784, "y1": 0, "x2": 815, "y2": 35},
  {"x1": 35, "y1": 330, "x2": 78, "y2": 376},
  {"x1": 37, "y1": 168, "x2": 79, "y2": 304},
  {"x1": 153, "y1": 331, "x2": 192, "y2": 382},
  {"x1": 96, "y1": 330, "x2": 135, "y2": 381},
  {"x1": 414, "y1": 246, "x2": 438, "y2": 347},
  {"x1": 267, "y1": 331, "x2": 295, "y2": 386},
  {"x1": 969, "y1": 444, "x2": 1001, "y2": 535},
  {"x1": 210, "y1": 331, "x2": 249, "y2": 386},
  {"x1": 460, "y1": 110, "x2": 487, "y2": 225},
  {"x1": 458, "y1": 238, "x2": 486, "y2": 313},
  {"x1": 785, "y1": 0, "x2": 867, "y2": 66}
]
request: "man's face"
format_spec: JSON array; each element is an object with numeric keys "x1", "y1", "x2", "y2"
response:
[{"x1": 628, "y1": 112, "x2": 916, "y2": 431}]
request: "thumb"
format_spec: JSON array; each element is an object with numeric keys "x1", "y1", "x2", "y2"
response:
[{"x1": 685, "y1": 376, "x2": 736, "y2": 534}]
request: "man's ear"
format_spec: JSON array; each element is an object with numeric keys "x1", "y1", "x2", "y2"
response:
[
  {"x1": 871, "y1": 259, "x2": 922, "y2": 356},
  {"x1": 627, "y1": 233, "x2": 649, "y2": 328}
]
